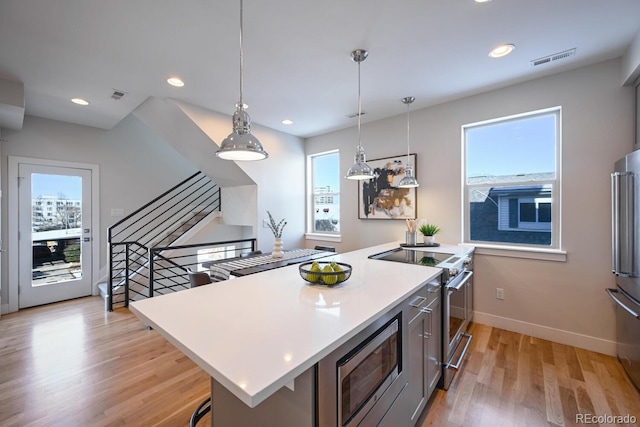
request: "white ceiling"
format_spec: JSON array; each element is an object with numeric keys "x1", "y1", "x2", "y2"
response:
[{"x1": 1, "y1": 0, "x2": 639, "y2": 138}]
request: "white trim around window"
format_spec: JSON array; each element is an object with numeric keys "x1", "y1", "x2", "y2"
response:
[
  {"x1": 306, "y1": 149, "x2": 341, "y2": 241},
  {"x1": 461, "y1": 106, "x2": 563, "y2": 259}
]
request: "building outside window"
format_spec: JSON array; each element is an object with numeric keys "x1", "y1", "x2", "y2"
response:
[
  {"x1": 307, "y1": 150, "x2": 340, "y2": 235},
  {"x1": 463, "y1": 107, "x2": 561, "y2": 248},
  {"x1": 32, "y1": 194, "x2": 82, "y2": 231}
]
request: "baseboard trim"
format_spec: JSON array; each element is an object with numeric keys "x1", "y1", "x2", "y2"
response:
[{"x1": 474, "y1": 311, "x2": 617, "y2": 356}]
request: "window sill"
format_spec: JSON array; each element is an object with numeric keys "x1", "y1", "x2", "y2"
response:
[
  {"x1": 470, "y1": 243, "x2": 567, "y2": 262},
  {"x1": 305, "y1": 233, "x2": 342, "y2": 243}
]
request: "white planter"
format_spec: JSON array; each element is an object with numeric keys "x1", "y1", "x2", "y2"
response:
[
  {"x1": 423, "y1": 235, "x2": 435, "y2": 245},
  {"x1": 272, "y1": 237, "x2": 283, "y2": 258}
]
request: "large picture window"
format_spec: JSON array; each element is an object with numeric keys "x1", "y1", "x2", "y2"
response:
[
  {"x1": 307, "y1": 150, "x2": 340, "y2": 235},
  {"x1": 463, "y1": 107, "x2": 560, "y2": 248}
]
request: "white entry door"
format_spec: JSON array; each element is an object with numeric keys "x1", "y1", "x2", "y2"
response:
[{"x1": 18, "y1": 163, "x2": 93, "y2": 308}]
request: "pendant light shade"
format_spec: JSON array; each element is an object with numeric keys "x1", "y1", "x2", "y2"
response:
[
  {"x1": 398, "y1": 96, "x2": 419, "y2": 188},
  {"x1": 345, "y1": 49, "x2": 374, "y2": 180},
  {"x1": 216, "y1": 0, "x2": 268, "y2": 161}
]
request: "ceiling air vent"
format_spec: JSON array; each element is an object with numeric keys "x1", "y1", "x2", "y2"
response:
[
  {"x1": 530, "y1": 48, "x2": 576, "y2": 67},
  {"x1": 347, "y1": 111, "x2": 366, "y2": 119},
  {"x1": 111, "y1": 90, "x2": 126, "y2": 100}
]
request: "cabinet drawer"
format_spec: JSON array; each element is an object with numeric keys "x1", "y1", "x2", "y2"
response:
[{"x1": 408, "y1": 279, "x2": 442, "y2": 324}]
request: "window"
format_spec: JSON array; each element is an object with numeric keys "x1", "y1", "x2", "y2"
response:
[
  {"x1": 463, "y1": 107, "x2": 560, "y2": 248},
  {"x1": 197, "y1": 246, "x2": 236, "y2": 272},
  {"x1": 307, "y1": 150, "x2": 340, "y2": 235}
]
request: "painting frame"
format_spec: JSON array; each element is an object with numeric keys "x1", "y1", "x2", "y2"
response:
[{"x1": 357, "y1": 154, "x2": 417, "y2": 220}]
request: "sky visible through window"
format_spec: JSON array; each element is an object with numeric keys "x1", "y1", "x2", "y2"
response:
[
  {"x1": 314, "y1": 152, "x2": 340, "y2": 191},
  {"x1": 32, "y1": 174, "x2": 82, "y2": 199},
  {"x1": 466, "y1": 113, "x2": 556, "y2": 178}
]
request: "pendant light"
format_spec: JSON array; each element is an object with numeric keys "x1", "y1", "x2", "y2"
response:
[
  {"x1": 215, "y1": 0, "x2": 268, "y2": 161},
  {"x1": 397, "y1": 96, "x2": 419, "y2": 188},
  {"x1": 345, "y1": 49, "x2": 374, "y2": 180}
]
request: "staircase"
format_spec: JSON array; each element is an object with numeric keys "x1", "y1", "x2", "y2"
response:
[{"x1": 105, "y1": 171, "x2": 221, "y2": 310}]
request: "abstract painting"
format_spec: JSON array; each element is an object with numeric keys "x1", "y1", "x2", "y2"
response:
[{"x1": 358, "y1": 154, "x2": 417, "y2": 220}]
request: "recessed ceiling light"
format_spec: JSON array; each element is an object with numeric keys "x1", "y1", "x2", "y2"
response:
[
  {"x1": 71, "y1": 98, "x2": 89, "y2": 106},
  {"x1": 282, "y1": 119, "x2": 293, "y2": 125},
  {"x1": 475, "y1": 0, "x2": 492, "y2": 3},
  {"x1": 167, "y1": 77, "x2": 185, "y2": 87},
  {"x1": 489, "y1": 44, "x2": 515, "y2": 58}
]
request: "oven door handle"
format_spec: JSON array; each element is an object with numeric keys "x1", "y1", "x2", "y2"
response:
[
  {"x1": 448, "y1": 270, "x2": 473, "y2": 291},
  {"x1": 606, "y1": 288, "x2": 640, "y2": 319},
  {"x1": 448, "y1": 333, "x2": 473, "y2": 370}
]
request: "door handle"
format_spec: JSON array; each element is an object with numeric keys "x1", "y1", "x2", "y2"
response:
[
  {"x1": 611, "y1": 172, "x2": 634, "y2": 276},
  {"x1": 448, "y1": 270, "x2": 473, "y2": 291},
  {"x1": 421, "y1": 307, "x2": 433, "y2": 337},
  {"x1": 409, "y1": 296, "x2": 426, "y2": 308}
]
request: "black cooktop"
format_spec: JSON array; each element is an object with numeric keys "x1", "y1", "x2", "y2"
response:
[{"x1": 369, "y1": 248, "x2": 455, "y2": 267}]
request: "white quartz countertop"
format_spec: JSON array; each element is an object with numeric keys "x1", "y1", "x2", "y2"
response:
[{"x1": 130, "y1": 241, "x2": 442, "y2": 408}]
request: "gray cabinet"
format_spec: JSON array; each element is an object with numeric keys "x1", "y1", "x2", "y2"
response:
[
  {"x1": 425, "y1": 290, "x2": 442, "y2": 399},
  {"x1": 636, "y1": 83, "x2": 639, "y2": 149},
  {"x1": 407, "y1": 279, "x2": 442, "y2": 424},
  {"x1": 407, "y1": 292, "x2": 427, "y2": 422}
]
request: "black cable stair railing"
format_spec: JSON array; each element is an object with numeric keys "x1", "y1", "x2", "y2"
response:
[
  {"x1": 148, "y1": 239, "x2": 258, "y2": 297},
  {"x1": 107, "y1": 171, "x2": 223, "y2": 310}
]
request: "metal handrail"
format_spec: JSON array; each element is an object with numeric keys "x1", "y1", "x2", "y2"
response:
[
  {"x1": 106, "y1": 171, "x2": 223, "y2": 310},
  {"x1": 116, "y1": 176, "x2": 218, "y2": 243},
  {"x1": 147, "y1": 239, "x2": 257, "y2": 297},
  {"x1": 110, "y1": 171, "x2": 200, "y2": 230}
]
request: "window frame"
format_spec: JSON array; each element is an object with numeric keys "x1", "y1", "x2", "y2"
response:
[
  {"x1": 306, "y1": 149, "x2": 342, "y2": 242},
  {"x1": 462, "y1": 107, "x2": 564, "y2": 259}
]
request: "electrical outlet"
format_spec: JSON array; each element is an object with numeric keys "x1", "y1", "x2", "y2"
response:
[{"x1": 496, "y1": 288, "x2": 505, "y2": 300}]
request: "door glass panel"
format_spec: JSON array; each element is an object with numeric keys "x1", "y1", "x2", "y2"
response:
[{"x1": 31, "y1": 173, "x2": 82, "y2": 287}]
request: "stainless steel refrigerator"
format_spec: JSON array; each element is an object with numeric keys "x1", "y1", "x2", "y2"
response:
[{"x1": 609, "y1": 149, "x2": 640, "y2": 390}]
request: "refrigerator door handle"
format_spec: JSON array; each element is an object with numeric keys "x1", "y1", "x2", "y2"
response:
[
  {"x1": 606, "y1": 288, "x2": 640, "y2": 320},
  {"x1": 611, "y1": 172, "x2": 634, "y2": 276}
]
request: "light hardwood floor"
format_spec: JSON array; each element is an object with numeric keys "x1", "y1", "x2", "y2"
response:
[
  {"x1": 419, "y1": 323, "x2": 640, "y2": 427},
  {"x1": 1, "y1": 296, "x2": 638, "y2": 426}
]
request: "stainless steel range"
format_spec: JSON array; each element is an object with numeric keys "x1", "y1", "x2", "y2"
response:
[{"x1": 369, "y1": 246, "x2": 474, "y2": 390}]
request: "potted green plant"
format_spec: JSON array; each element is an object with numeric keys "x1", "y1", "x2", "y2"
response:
[{"x1": 418, "y1": 223, "x2": 440, "y2": 244}]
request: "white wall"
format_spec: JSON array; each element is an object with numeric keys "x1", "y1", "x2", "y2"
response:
[
  {"x1": 622, "y1": 29, "x2": 640, "y2": 85},
  {"x1": 174, "y1": 101, "x2": 307, "y2": 253},
  {"x1": 0, "y1": 114, "x2": 198, "y2": 307},
  {"x1": 1, "y1": 106, "x2": 307, "y2": 311},
  {"x1": 305, "y1": 59, "x2": 636, "y2": 355}
]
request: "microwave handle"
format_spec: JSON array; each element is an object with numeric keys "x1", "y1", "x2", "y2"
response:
[{"x1": 612, "y1": 172, "x2": 634, "y2": 277}]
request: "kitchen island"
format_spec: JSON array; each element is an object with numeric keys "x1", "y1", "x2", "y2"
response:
[{"x1": 130, "y1": 242, "x2": 442, "y2": 425}]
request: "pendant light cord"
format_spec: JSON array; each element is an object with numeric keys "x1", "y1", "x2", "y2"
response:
[
  {"x1": 406, "y1": 102, "x2": 410, "y2": 162},
  {"x1": 357, "y1": 59, "x2": 362, "y2": 149},
  {"x1": 239, "y1": 0, "x2": 244, "y2": 107}
]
